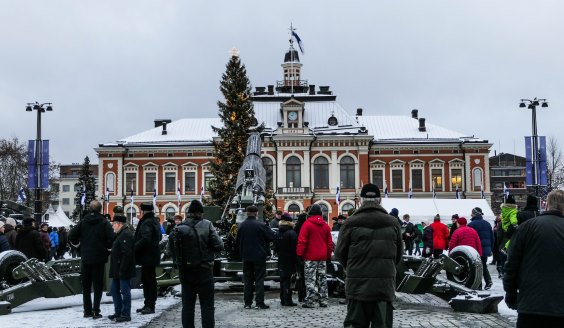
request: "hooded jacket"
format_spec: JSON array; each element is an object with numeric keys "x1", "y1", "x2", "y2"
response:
[
  {"x1": 274, "y1": 220, "x2": 298, "y2": 276},
  {"x1": 430, "y1": 220, "x2": 449, "y2": 251},
  {"x1": 109, "y1": 225, "x2": 136, "y2": 279},
  {"x1": 69, "y1": 212, "x2": 114, "y2": 265},
  {"x1": 334, "y1": 201, "x2": 402, "y2": 302},
  {"x1": 501, "y1": 203, "x2": 518, "y2": 231},
  {"x1": 4, "y1": 224, "x2": 17, "y2": 249},
  {"x1": 449, "y1": 225, "x2": 483, "y2": 256},
  {"x1": 468, "y1": 215, "x2": 494, "y2": 257},
  {"x1": 297, "y1": 215, "x2": 333, "y2": 261}
]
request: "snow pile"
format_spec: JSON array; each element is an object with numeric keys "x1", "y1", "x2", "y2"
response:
[{"x1": 0, "y1": 289, "x2": 181, "y2": 328}]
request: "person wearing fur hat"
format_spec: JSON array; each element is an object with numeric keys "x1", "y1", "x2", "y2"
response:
[
  {"x1": 15, "y1": 218, "x2": 46, "y2": 260},
  {"x1": 297, "y1": 204, "x2": 333, "y2": 308},
  {"x1": 335, "y1": 183, "x2": 402, "y2": 327},
  {"x1": 448, "y1": 217, "x2": 483, "y2": 257},
  {"x1": 134, "y1": 202, "x2": 162, "y2": 315},
  {"x1": 274, "y1": 212, "x2": 298, "y2": 306},
  {"x1": 108, "y1": 213, "x2": 135, "y2": 322},
  {"x1": 4, "y1": 217, "x2": 17, "y2": 249},
  {"x1": 170, "y1": 199, "x2": 223, "y2": 327}
]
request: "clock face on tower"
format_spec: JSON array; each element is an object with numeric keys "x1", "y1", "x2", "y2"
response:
[{"x1": 288, "y1": 111, "x2": 298, "y2": 121}]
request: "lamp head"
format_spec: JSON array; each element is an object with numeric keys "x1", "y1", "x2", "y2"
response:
[
  {"x1": 533, "y1": 100, "x2": 540, "y2": 106},
  {"x1": 542, "y1": 102, "x2": 548, "y2": 108},
  {"x1": 46, "y1": 105, "x2": 53, "y2": 111},
  {"x1": 25, "y1": 105, "x2": 32, "y2": 112},
  {"x1": 519, "y1": 102, "x2": 526, "y2": 108}
]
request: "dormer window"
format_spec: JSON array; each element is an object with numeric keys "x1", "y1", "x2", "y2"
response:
[{"x1": 328, "y1": 115, "x2": 338, "y2": 126}]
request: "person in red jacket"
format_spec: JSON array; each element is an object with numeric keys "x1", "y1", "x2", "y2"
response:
[
  {"x1": 430, "y1": 214, "x2": 449, "y2": 259},
  {"x1": 449, "y1": 217, "x2": 482, "y2": 256},
  {"x1": 297, "y1": 204, "x2": 334, "y2": 308}
]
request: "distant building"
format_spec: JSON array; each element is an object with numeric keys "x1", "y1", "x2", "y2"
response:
[
  {"x1": 95, "y1": 39, "x2": 492, "y2": 223},
  {"x1": 489, "y1": 152, "x2": 527, "y2": 214},
  {"x1": 58, "y1": 163, "x2": 98, "y2": 218}
]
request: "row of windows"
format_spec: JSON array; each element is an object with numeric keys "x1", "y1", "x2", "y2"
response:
[
  {"x1": 121, "y1": 171, "x2": 214, "y2": 194},
  {"x1": 370, "y1": 168, "x2": 484, "y2": 191}
]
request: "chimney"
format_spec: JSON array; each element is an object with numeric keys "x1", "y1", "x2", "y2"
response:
[
  {"x1": 356, "y1": 108, "x2": 363, "y2": 116},
  {"x1": 267, "y1": 85, "x2": 274, "y2": 95},
  {"x1": 411, "y1": 109, "x2": 418, "y2": 119},
  {"x1": 309, "y1": 84, "x2": 316, "y2": 95},
  {"x1": 418, "y1": 118, "x2": 426, "y2": 132},
  {"x1": 154, "y1": 119, "x2": 172, "y2": 135}
]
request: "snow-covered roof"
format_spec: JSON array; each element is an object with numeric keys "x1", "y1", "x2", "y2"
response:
[
  {"x1": 100, "y1": 101, "x2": 486, "y2": 147},
  {"x1": 357, "y1": 116, "x2": 482, "y2": 142}
]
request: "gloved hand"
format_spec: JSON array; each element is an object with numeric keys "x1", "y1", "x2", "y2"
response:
[{"x1": 505, "y1": 293, "x2": 518, "y2": 310}]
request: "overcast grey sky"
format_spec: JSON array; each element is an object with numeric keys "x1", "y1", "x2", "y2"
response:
[{"x1": 1, "y1": 0, "x2": 563, "y2": 165}]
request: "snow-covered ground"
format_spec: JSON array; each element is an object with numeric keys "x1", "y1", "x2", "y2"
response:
[{"x1": 0, "y1": 288, "x2": 181, "y2": 328}]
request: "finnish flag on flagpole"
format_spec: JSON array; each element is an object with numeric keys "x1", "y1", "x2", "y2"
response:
[
  {"x1": 130, "y1": 184, "x2": 134, "y2": 203},
  {"x1": 200, "y1": 185, "x2": 205, "y2": 203},
  {"x1": 105, "y1": 187, "x2": 110, "y2": 202},
  {"x1": 455, "y1": 184, "x2": 460, "y2": 199},
  {"x1": 17, "y1": 187, "x2": 26, "y2": 203},
  {"x1": 292, "y1": 31, "x2": 305, "y2": 54},
  {"x1": 153, "y1": 188, "x2": 157, "y2": 208},
  {"x1": 408, "y1": 188, "x2": 413, "y2": 199},
  {"x1": 432, "y1": 187, "x2": 437, "y2": 199},
  {"x1": 503, "y1": 183, "x2": 509, "y2": 200},
  {"x1": 336, "y1": 186, "x2": 341, "y2": 204}
]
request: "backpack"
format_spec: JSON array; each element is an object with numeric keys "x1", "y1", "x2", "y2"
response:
[{"x1": 171, "y1": 220, "x2": 203, "y2": 268}]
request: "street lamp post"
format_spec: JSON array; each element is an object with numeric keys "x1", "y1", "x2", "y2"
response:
[
  {"x1": 519, "y1": 98, "x2": 548, "y2": 201},
  {"x1": 26, "y1": 102, "x2": 53, "y2": 227}
]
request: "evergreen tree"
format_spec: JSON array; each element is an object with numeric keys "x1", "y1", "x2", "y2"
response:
[
  {"x1": 71, "y1": 156, "x2": 97, "y2": 220},
  {"x1": 208, "y1": 52, "x2": 259, "y2": 207}
]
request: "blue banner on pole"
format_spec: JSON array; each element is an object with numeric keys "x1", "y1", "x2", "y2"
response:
[
  {"x1": 41, "y1": 140, "x2": 49, "y2": 188},
  {"x1": 539, "y1": 136, "x2": 547, "y2": 186},
  {"x1": 525, "y1": 136, "x2": 533, "y2": 186},
  {"x1": 27, "y1": 140, "x2": 36, "y2": 188}
]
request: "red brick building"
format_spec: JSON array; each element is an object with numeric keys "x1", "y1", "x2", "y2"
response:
[{"x1": 95, "y1": 42, "x2": 492, "y2": 222}]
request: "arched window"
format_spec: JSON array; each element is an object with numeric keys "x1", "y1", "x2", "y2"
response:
[
  {"x1": 288, "y1": 203, "x2": 301, "y2": 215},
  {"x1": 126, "y1": 207, "x2": 137, "y2": 220},
  {"x1": 165, "y1": 206, "x2": 176, "y2": 221},
  {"x1": 286, "y1": 156, "x2": 301, "y2": 188},
  {"x1": 105, "y1": 172, "x2": 115, "y2": 192},
  {"x1": 262, "y1": 157, "x2": 274, "y2": 190},
  {"x1": 473, "y1": 168, "x2": 483, "y2": 191},
  {"x1": 313, "y1": 157, "x2": 329, "y2": 189},
  {"x1": 342, "y1": 203, "x2": 354, "y2": 215},
  {"x1": 340, "y1": 156, "x2": 355, "y2": 189}
]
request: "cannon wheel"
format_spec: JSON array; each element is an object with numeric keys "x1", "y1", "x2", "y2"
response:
[
  {"x1": 445, "y1": 246, "x2": 483, "y2": 289},
  {"x1": 0, "y1": 250, "x2": 28, "y2": 286}
]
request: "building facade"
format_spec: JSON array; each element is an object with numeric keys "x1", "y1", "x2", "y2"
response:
[
  {"x1": 489, "y1": 152, "x2": 527, "y2": 214},
  {"x1": 96, "y1": 42, "x2": 492, "y2": 222},
  {"x1": 58, "y1": 164, "x2": 99, "y2": 218}
]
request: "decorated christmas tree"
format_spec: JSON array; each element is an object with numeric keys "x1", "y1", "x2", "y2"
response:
[
  {"x1": 208, "y1": 49, "x2": 258, "y2": 207},
  {"x1": 71, "y1": 156, "x2": 97, "y2": 220}
]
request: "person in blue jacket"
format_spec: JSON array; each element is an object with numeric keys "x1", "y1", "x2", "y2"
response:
[
  {"x1": 49, "y1": 227, "x2": 60, "y2": 260},
  {"x1": 468, "y1": 207, "x2": 494, "y2": 290}
]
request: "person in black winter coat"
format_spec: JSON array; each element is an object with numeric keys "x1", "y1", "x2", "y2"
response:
[
  {"x1": 236, "y1": 205, "x2": 275, "y2": 309},
  {"x1": 15, "y1": 218, "x2": 46, "y2": 260},
  {"x1": 275, "y1": 213, "x2": 298, "y2": 306},
  {"x1": 0, "y1": 222, "x2": 10, "y2": 252},
  {"x1": 402, "y1": 214, "x2": 415, "y2": 255},
  {"x1": 69, "y1": 200, "x2": 114, "y2": 319},
  {"x1": 294, "y1": 212, "x2": 307, "y2": 302},
  {"x1": 517, "y1": 195, "x2": 539, "y2": 225},
  {"x1": 57, "y1": 227, "x2": 68, "y2": 259},
  {"x1": 468, "y1": 208, "x2": 494, "y2": 290},
  {"x1": 421, "y1": 221, "x2": 434, "y2": 258},
  {"x1": 108, "y1": 213, "x2": 135, "y2": 323},
  {"x1": 134, "y1": 202, "x2": 162, "y2": 315},
  {"x1": 504, "y1": 190, "x2": 564, "y2": 327}
]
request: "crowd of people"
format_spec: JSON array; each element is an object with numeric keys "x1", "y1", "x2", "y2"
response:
[{"x1": 2, "y1": 186, "x2": 564, "y2": 328}]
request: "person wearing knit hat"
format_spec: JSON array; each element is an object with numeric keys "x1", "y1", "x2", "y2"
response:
[
  {"x1": 335, "y1": 182, "x2": 403, "y2": 326},
  {"x1": 517, "y1": 195, "x2": 539, "y2": 225},
  {"x1": 236, "y1": 204, "x2": 275, "y2": 310},
  {"x1": 448, "y1": 217, "x2": 482, "y2": 257},
  {"x1": 275, "y1": 211, "x2": 298, "y2": 306},
  {"x1": 430, "y1": 214, "x2": 449, "y2": 259},
  {"x1": 468, "y1": 206, "x2": 494, "y2": 290},
  {"x1": 297, "y1": 203, "x2": 333, "y2": 308},
  {"x1": 449, "y1": 214, "x2": 459, "y2": 242}
]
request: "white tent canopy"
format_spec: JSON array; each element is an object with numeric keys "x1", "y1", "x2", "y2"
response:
[
  {"x1": 380, "y1": 198, "x2": 495, "y2": 224},
  {"x1": 42, "y1": 204, "x2": 74, "y2": 227}
]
